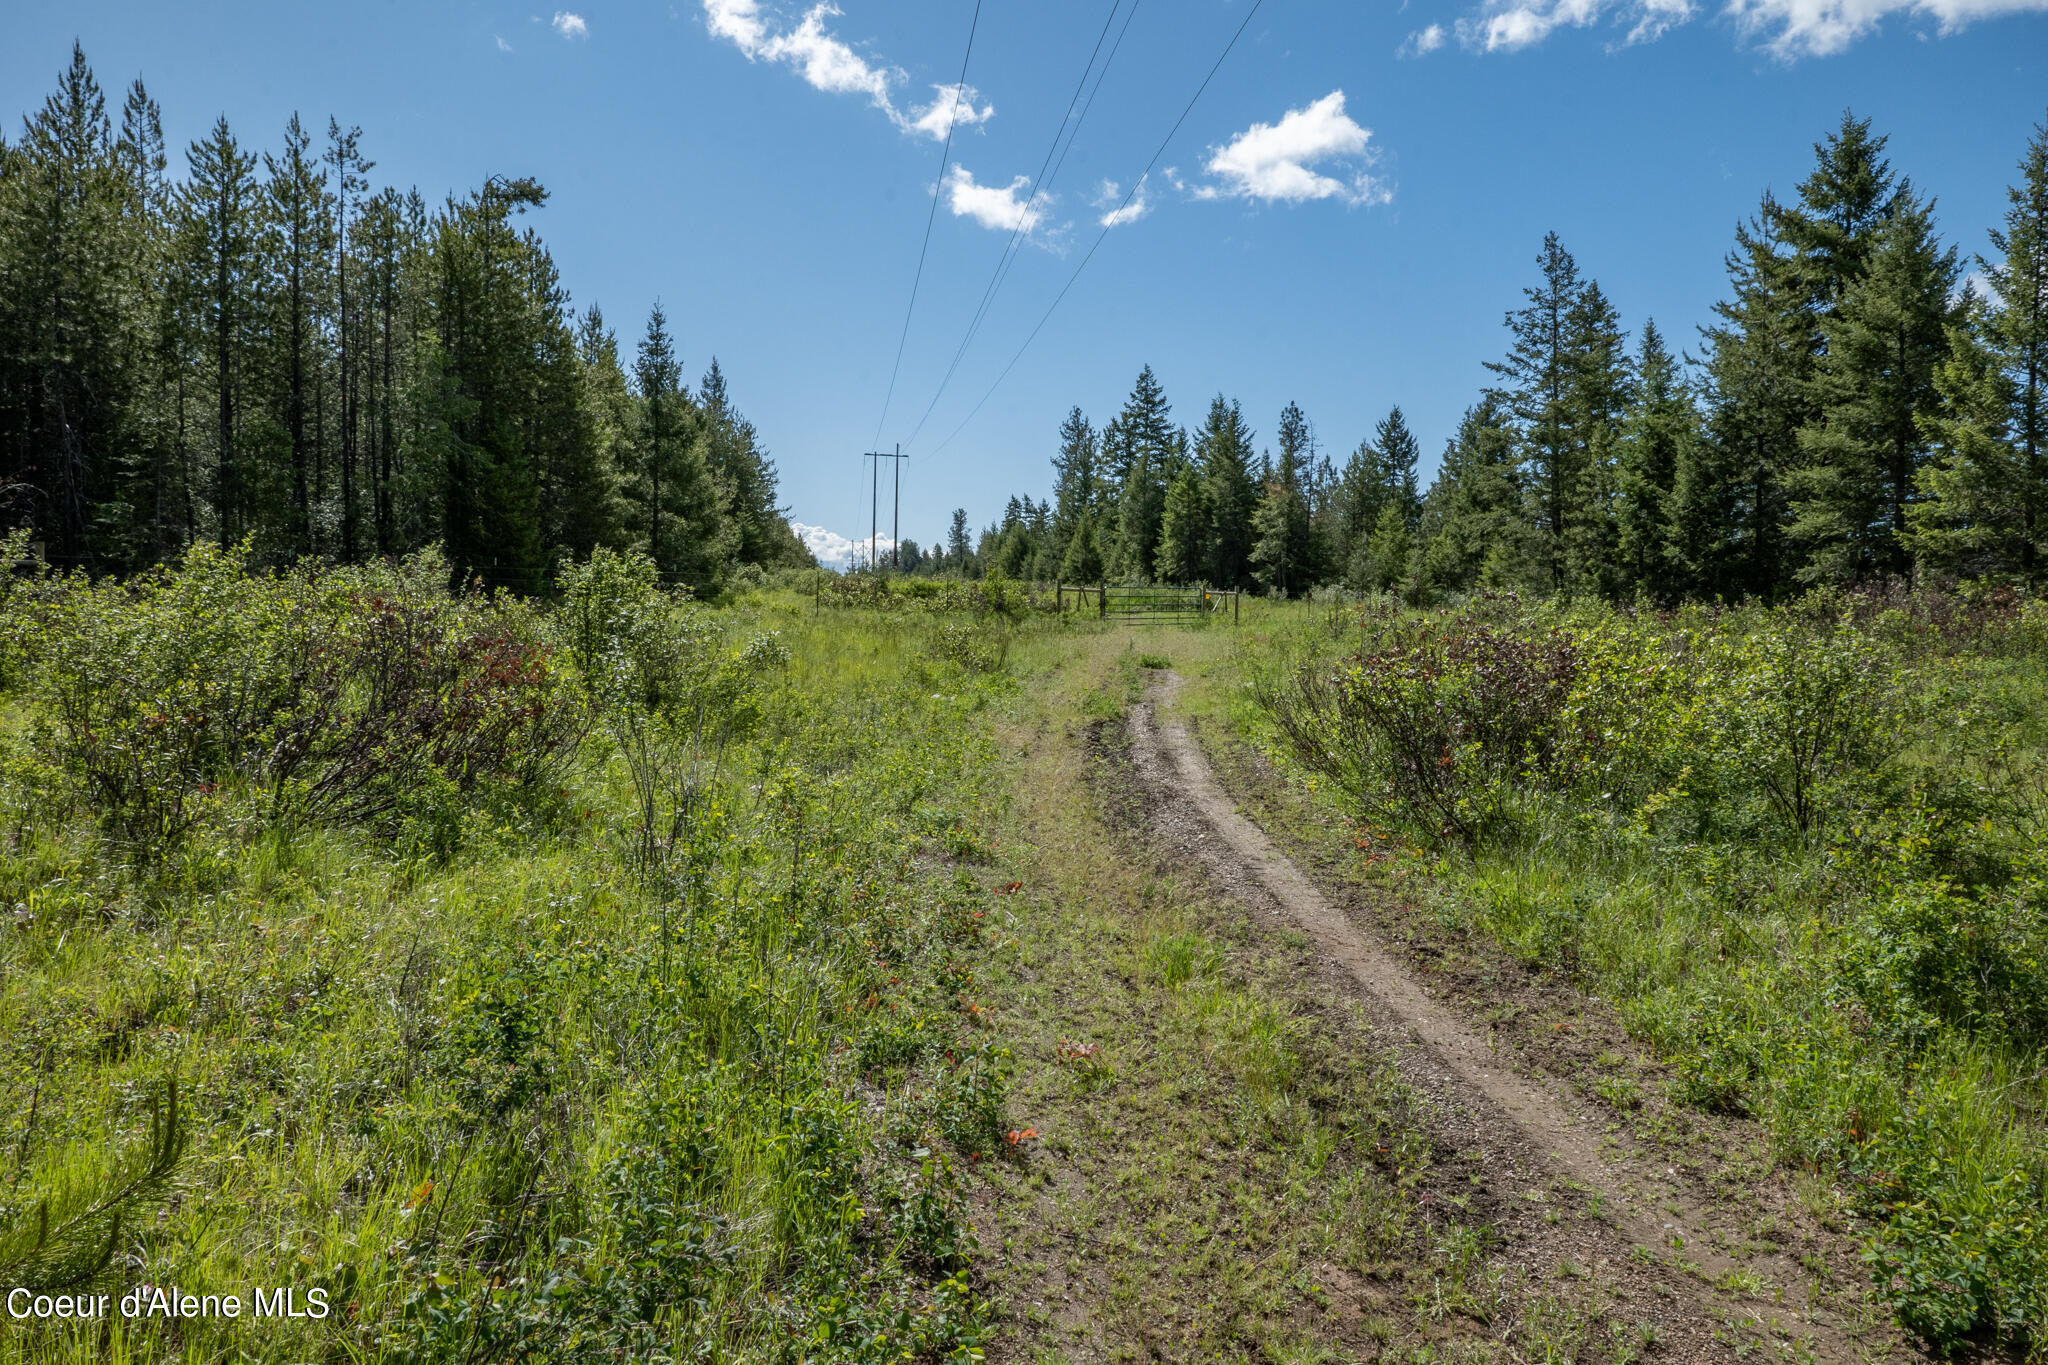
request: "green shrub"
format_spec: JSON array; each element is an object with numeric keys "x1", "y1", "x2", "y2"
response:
[
  {"x1": 1261, "y1": 592, "x2": 2048, "y2": 1350},
  {"x1": 1263, "y1": 611, "x2": 1584, "y2": 845},
  {"x1": 933, "y1": 1039, "x2": 1011, "y2": 1157},
  {"x1": 1709, "y1": 614, "x2": 1902, "y2": 834},
  {"x1": 1837, "y1": 835, "x2": 2048, "y2": 1052},
  {"x1": 16, "y1": 543, "x2": 584, "y2": 855}
]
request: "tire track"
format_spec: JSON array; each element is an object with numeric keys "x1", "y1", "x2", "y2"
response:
[{"x1": 1127, "y1": 673, "x2": 1901, "y2": 1363}]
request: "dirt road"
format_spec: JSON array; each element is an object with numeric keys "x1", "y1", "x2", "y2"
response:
[{"x1": 1125, "y1": 673, "x2": 1904, "y2": 1363}]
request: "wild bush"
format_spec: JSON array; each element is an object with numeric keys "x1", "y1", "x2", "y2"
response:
[
  {"x1": 18, "y1": 544, "x2": 583, "y2": 855},
  {"x1": 558, "y1": 546, "x2": 786, "y2": 879},
  {"x1": 1708, "y1": 614, "x2": 1902, "y2": 834},
  {"x1": 0, "y1": 550, "x2": 1015, "y2": 1365},
  {"x1": 929, "y1": 622, "x2": 1008, "y2": 675},
  {"x1": 1267, "y1": 598, "x2": 1907, "y2": 847},
  {"x1": 1834, "y1": 822, "x2": 2048, "y2": 1052},
  {"x1": 821, "y1": 570, "x2": 1046, "y2": 618},
  {"x1": 267, "y1": 589, "x2": 586, "y2": 833},
  {"x1": 1263, "y1": 612, "x2": 1583, "y2": 844},
  {"x1": 1258, "y1": 592, "x2": 2048, "y2": 1349}
]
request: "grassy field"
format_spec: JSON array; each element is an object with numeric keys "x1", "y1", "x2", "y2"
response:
[
  {"x1": 1208, "y1": 588, "x2": 2048, "y2": 1355},
  {"x1": 0, "y1": 557, "x2": 2042, "y2": 1360},
  {"x1": 0, "y1": 548, "x2": 1029, "y2": 1362}
]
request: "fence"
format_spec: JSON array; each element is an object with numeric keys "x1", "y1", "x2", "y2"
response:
[{"x1": 1055, "y1": 584, "x2": 1240, "y2": 624}]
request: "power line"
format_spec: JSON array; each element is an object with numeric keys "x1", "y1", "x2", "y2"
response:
[
  {"x1": 871, "y1": 0, "x2": 986, "y2": 449},
  {"x1": 900, "y1": 0, "x2": 1139, "y2": 451},
  {"x1": 924, "y1": 0, "x2": 1268, "y2": 460}
]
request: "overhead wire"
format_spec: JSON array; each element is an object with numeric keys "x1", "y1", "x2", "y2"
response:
[
  {"x1": 899, "y1": 0, "x2": 1140, "y2": 450},
  {"x1": 871, "y1": 0, "x2": 986, "y2": 448},
  {"x1": 922, "y1": 0, "x2": 1268, "y2": 460}
]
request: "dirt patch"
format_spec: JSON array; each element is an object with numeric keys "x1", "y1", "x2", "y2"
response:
[
  {"x1": 1122, "y1": 672, "x2": 1912, "y2": 1364},
  {"x1": 970, "y1": 699, "x2": 1507, "y2": 1362}
]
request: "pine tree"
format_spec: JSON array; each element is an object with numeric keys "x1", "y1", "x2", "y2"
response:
[
  {"x1": 1701, "y1": 113, "x2": 1908, "y2": 594},
  {"x1": 1362, "y1": 500, "x2": 1412, "y2": 593},
  {"x1": 1049, "y1": 406, "x2": 1098, "y2": 550},
  {"x1": 631, "y1": 301, "x2": 724, "y2": 590},
  {"x1": 110, "y1": 76, "x2": 185, "y2": 566},
  {"x1": 1778, "y1": 112, "x2": 1903, "y2": 319},
  {"x1": 947, "y1": 507, "x2": 972, "y2": 574},
  {"x1": 523, "y1": 257, "x2": 613, "y2": 568},
  {"x1": 1565, "y1": 280, "x2": 1631, "y2": 594},
  {"x1": 1196, "y1": 395, "x2": 1256, "y2": 588},
  {"x1": 1789, "y1": 194, "x2": 1958, "y2": 582},
  {"x1": 0, "y1": 46, "x2": 148, "y2": 566},
  {"x1": 1155, "y1": 458, "x2": 1210, "y2": 584},
  {"x1": 1115, "y1": 365, "x2": 1173, "y2": 477},
  {"x1": 1111, "y1": 446, "x2": 1164, "y2": 582},
  {"x1": 326, "y1": 119, "x2": 371, "y2": 560},
  {"x1": 562, "y1": 304, "x2": 633, "y2": 559},
  {"x1": 1250, "y1": 405, "x2": 1314, "y2": 596},
  {"x1": 1614, "y1": 319, "x2": 1695, "y2": 599},
  {"x1": 701, "y1": 357, "x2": 796, "y2": 567},
  {"x1": 0, "y1": 53, "x2": 786, "y2": 591},
  {"x1": 1697, "y1": 208, "x2": 1807, "y2": 598},
  {"x1": 1059, "y1": 510, "x2": 1104, "y2": 583},
  {"x1": 432, "y1": 177, "x2": 552, "y2": 589},
  {"x1": 1419, "y1": 398, "x2": 1529, "y2": 592},
  {"x1": 1374, "y1": 407, "x2": 1423, "y2": 527},
  {"x1": 1488, "y1": 233, "x2": 1588, "y2": 593},
  {"x1": 261, "y1": 113, "x2": 333, "y2": 556},
  {"x1": 1909, "y1": 121, "x2": 2048, "y2": 584},
  {"x1": 1103, "y1": 367, "x2": 1175, "y2": 581},
  {"x1": 1331, "y1": 437, "x2": 1381, "y2": 588},
  {"x1": 354, "y1": 186, "x2": 422, "y2": 554},
  {"x1": 177, "y1": 115, "x2": 261, "y2": 548}
]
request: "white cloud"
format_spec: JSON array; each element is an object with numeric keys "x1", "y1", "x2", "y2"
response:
[
  {"x1": 1440, "y1": 0, "x2": 2045, "y2": 56},
  {"x1": 552, "y1": 11, "x2": 589, "y2": 38},
  {"x1": 944, "y1": 165, "x2": 1049, "y2": 234},
  {"x1": 701, "y1": 1, "x2": 994, "y2": 139},
  {"x1": 1959, "y1": 269, "x2": 1999, "y2": 307},
  {"x1": 1455, "y1": 0, "x2": 1613, "y2": 52},
  {"x1": 1095, "y1": 178, "x2": 1152, "y2": 228},
  {"x1": 1402, "y1": 22, "x2": 1449, "y2": 53},
  {"x1": 791, "y1": 523, "x2": 894, "y2": 570},
  {"x1": 496, "y1": 34, "x2": 514, "y2": 51},
  {"x1": 1729, "y1": 0, "x2": 2048, "y2": 54},
  {"x1": 1199, "y1": 92, "x2": 1389, "y2": 207},
  {"x1": 1625, "y1": 0, "x2": 1697, "y2": 41},
  {"x1": 907, "y1": 83, "x2": 996, "y2": 140}
]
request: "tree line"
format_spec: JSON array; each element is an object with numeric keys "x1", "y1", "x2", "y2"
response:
[
  {"x1": 909, "y1": 111, "x2": 2046, "y2": 600},
  {"x1": 0, "y1": 46, "x2": 813, "y2": 592}
]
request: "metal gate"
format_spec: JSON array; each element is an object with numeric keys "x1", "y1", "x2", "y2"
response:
[{"x1": 1055, "y1": 585, "x2": 1241, "y2": 623}]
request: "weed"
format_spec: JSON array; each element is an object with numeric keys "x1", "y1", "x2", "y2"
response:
[
  {"x1": 1142, "y1": 930, "x2": 1222, "y2": 990},
  {"x1": 1248, "y1": 591, "x2": 2048, "y2": 1350}
]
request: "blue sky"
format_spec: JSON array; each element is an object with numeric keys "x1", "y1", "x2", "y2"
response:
[{"x1": 8, "y1": 0, "x2": 2046, "y2": 564}]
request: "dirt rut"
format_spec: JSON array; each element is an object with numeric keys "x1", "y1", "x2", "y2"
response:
[{"x1": 1128, "y1": 673, "x2": 1903, "y2": 1363}]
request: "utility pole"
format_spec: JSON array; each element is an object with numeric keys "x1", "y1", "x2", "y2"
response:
[
  {"x1": 862, "y1": 446, "x2": 907, "y2": 573},
  {"x1": 891, "y1": 443, "x2": 902, "y2": 569}
]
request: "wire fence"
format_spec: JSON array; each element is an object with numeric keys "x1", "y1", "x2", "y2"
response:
[{"x1": 1055, "y1": 584, "x2": 1240, "y2": 624}]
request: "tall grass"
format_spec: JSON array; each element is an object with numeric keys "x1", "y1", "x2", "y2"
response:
[
  {"x1": 0, "y1": 545, "x2": 1024, "y2": 1362},
  {"x1": 1253, "y1": 587, "x2": 2048, "y2": 1351}
]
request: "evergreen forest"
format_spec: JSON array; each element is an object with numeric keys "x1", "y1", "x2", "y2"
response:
[
  {"x1": 0, "y1": 47, "x2": 814, "y2": 594},
  {"x1": 915, "y1": 111, "x2": 2048, "y2": 608}
]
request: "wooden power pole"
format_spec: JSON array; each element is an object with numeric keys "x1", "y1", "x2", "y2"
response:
[{"x1": 862, "y1": 445, "x2": 906, "y2": 572}]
